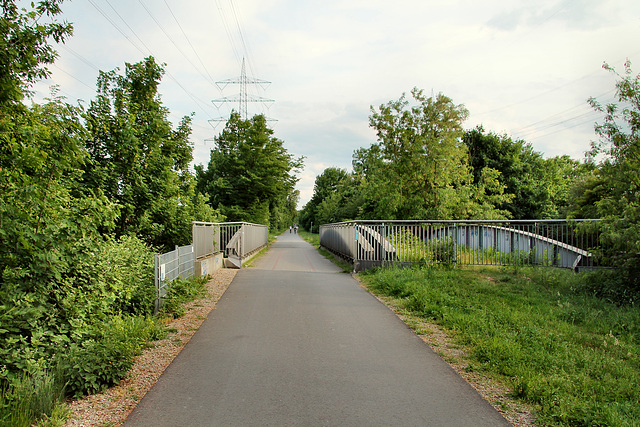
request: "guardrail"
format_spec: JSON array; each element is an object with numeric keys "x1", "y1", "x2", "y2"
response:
[
  {"x1": 153, "y1": 222, "x2": 269, "y2": 313},
  {"x1": 320, "y1": 219, "x2": 602, "y2": 272},
  {"x1": 193, "y1": 221, "x2": 269, "y2": 267}
]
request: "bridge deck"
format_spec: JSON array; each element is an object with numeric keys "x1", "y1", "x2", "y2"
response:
[{"x1": 124, "y1": 232, "x2": 509, "y2": 426}]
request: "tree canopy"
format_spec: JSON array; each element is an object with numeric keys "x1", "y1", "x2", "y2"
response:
[
  {"x1": 82, "y1": 57, "x2": 221, "y2": 249},
  {"x1": 196, "y1": 112, "x2": 303, "y2": 229},
  {"x1": 586, "y1": 60, "x2": 640, "y2": 286}
]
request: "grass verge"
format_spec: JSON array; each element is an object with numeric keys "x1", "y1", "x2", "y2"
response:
[{"x1": 359, "y1": 265, "x2": 640, "y2": 426}]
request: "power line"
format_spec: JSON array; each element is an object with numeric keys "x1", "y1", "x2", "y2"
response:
[
  {"x1": 87, "y1": 0, "x2": 147, "y2": 56},
  {"x1": 138, "y1": 0, "x2": 214, "y2": 87},
  {"x1": 85, "y1": 0, "x2": 219, "y2": 137},
  {"x1": 163, "y1": 0, "x2": 217, "y2": 85}
]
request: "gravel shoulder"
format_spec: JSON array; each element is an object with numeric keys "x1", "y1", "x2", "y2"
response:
[
  {"x1": 64, "y1": 265, "x2": 535, "y2": 427},
  {"x1": 63, "y1": 268, "x2": 237, "y2": 427}
]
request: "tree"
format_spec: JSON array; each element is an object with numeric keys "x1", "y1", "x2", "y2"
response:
[
  {"x1": 463, "y1": 126, "x2": 550, "y2": 219},
  {"x1": 299, "y1": 167, "x2": 349, "y2": 230},
  {"x1": 358, "y1": 88, "x2": 508, "y2": 220},
  {"x1": 540, "y1": 155, "x2": 591, "y2": 218},
  {"x1": 587, "y1": 60, "x2": 640, "y2": 286},
  {"x1": 82, "y1": 57, "x2": 221, "y2": 249},
  {"x1": 196, "y1": 112, "x2": 303, "y2": 230},
  {"x1": 0, "y1": 0, "x2": 72, "y2": 106}
]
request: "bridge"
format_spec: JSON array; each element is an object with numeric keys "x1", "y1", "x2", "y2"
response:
[
  {"x1": 320, "y1": 219, "x2": 601, "y2": 272},
  {"x1": 126, "y1": 232, "x2": 510, "y2": 426}
]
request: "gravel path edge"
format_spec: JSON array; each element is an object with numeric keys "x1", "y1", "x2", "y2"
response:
[{"x1": 63, "y1": 268, "x2": 238, "y2": 427}]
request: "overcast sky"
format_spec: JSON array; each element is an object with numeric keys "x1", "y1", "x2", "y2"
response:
[{"x1": 33, "y1": 0, "x2": 640, "y2": 207}]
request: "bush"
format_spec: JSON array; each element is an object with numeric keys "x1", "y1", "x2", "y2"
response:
[
  {"x1": 70, "y1": 235, "x2": 156, "y2": 317},
  {"x1": 160, "y1": 276, "x2": 208, "y2": 318},
  {"x1": 56, "y1": 316, "x2": 165, "y2": 397},
  {"x1": 431, "y1": 237, "x2": 456, "y2": 267},
  {"x1": 576, "y1": 269, "x2": 640, "y2": 306}
]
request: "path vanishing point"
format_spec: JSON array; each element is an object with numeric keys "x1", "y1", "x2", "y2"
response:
[{"x1": 124, "y1": 232, "x2": 510, "y2": 426}]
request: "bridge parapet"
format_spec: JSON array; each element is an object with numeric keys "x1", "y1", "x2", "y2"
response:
[
  {"x1": 193, "y1": 221, "x2": 269, "y2": 268},
  {"x1": 320, "y1": 219, "x2": 602, "y2": 272}
]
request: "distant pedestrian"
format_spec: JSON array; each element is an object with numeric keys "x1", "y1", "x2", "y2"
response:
[
  {"x1": 289, "y1": 226, "x2": 292, "y2": 233},
  {"x1": 294, "y1": 225, "x2": 298, "y2": 234}
]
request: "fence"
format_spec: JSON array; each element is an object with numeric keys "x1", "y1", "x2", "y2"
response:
[
  {"x1": 320, "y1": 219, "x2": 602, "y2": 272},
  {"x1": 154, "y1": 244, "x2": 195, "y2": 313},
  {"x1": 154, "y1": 222, "x2": 268, "y2": 313},
  {"x1": 193, "y1": 221, "x2": 269, "y2": 267}
]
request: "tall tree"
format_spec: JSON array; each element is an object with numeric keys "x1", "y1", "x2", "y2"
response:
[
  {"x1": 463, "y1": 126, "x2": 549, "y2": 219},
  {"x1": 299, "y1": 167, "x2": 349, "y2": 230},
  {"x1": 587, "y1": 60, "x2": 640, "y2": 284},
  {"x1": 358, "y1": 88, "x2": 509, "y2": 220},
  {"x1": 196, "y1": 112, "x2": 303, "y2": 229},
  {"x1": 82, "y1": 57, "x2": 220, "y2": 249},
  {"x1": 0, "y1": 0, "x2": 72, "y2": 106}
]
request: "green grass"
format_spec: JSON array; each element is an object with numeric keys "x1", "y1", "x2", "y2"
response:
[
  {"x1": 0, "y1": 369, "x2": 68, "y2": 427},
  {"x1": 359, "y1": 266, "x2": 640, "y2": 426}
]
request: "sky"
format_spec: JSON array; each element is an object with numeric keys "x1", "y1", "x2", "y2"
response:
[{"x1": 31, "y1": 0, "x2": 640, "y2": 208}]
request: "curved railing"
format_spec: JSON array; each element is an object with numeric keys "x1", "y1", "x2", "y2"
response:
[{"x1": 320, "y1": 219, "x2": 602, "y2": 272}]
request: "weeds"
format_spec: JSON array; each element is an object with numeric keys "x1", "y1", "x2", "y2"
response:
[
  {"x1": 360, "y1": 266, "x2": 640, "y2": 426},
  {"x1": 159, "y1": 275, "x2": 209, "y2": 318},
  {"x1": 0, "y1": 369, "x2": 67, "y2": 427}
]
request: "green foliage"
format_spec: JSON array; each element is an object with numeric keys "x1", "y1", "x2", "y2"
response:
[
  {"x1": 361, "y1": 88, "x2": 474, "y2": 219},
  {"x1": 0, "y1": 3, "x2": 219, "y2": 423},
  {"x1": 0, "y1": 369, "x2": 67, "y2": 427},
  {"x1": 463, "y1": 126, "x2": 591, "y2": 220},
  {"x1": 0, "y1": 235, "x2": 157, "y2": 389},
  {"x1": 83, "y1": 57, "x2": 222, "y2": 251},
  {"x1": 299, "y1": 167, "x2": 351, "y2": 230},
  {"x1": 70, "y1": 235, "x2": 156, "y2": 316},
  {"x1": 56, "y1": 316, "x2": 166, "y2": 397},
  {"x1": 196, "y1": 112, "x2": 303, "y2": 229},
  {"x1": 388, "y1": 230, "x2": 456, "y2": 266},
  {"x1": 361, "y1": 266, "x2": 640, "y2": 426},
  {"x1": 160, "y1": 275, "x2": 208, "y2": 318},
  {"x1": 587, "y1": 60, "x2": 640, "y2": 290},
  {"x1": 0, "y1": 0, "x2": 73, "y2": 105}
]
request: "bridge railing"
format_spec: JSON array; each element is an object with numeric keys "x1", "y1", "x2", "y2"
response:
[
  {"x1": 320, "y1": 219, "x2": 602, "y2": 272},
  {"x1": 193, "y1": 221, "x2": 269, "y2": 265}
]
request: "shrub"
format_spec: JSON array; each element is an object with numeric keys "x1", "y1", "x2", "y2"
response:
[
  {"x1": 431, "y1": 237, "x2": 456, "y2": 267},
  {"x1": 160, "y1": 276, "x2": 208, "y2": 318},
  {"x1": 56, "y1": 316, "x2": 165, "y2": 397}
]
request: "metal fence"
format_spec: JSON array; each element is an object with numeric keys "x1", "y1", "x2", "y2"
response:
[
  {"x1": 193, "y1": 221, "x2": 269, "y2": 266},
  {"x1": 320, "y1": 219, "x2": 603, "y2": 272},
  {"x1": 154, "y1": 244, "x2": 195, "y2": 313},
  {"x1": 154, "y1": 222, "x2": 268, "y2": 312}
]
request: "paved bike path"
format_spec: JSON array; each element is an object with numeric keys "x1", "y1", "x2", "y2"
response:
[{"x1": 124, "y1": 232, "x2": 509, "y2": 426}]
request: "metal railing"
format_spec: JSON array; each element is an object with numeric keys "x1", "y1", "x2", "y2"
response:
[
  {"x1": 320, "y1": 219, "x2": 603, "y2": 272},
  {"x1": 154, "y1": 244, "x2": 195, "y2": 313},
  {"x1": 193, "y1": 221, "x2": 269, "y2": 266}
]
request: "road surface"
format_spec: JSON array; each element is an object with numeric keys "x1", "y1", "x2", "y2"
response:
[{"x1": 124, "y1": 232, "x2": 509, "y2": 426}]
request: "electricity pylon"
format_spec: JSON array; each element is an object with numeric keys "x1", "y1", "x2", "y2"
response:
[{"x1": 208, "y1": 58, "x2": 275, "y2": 136}]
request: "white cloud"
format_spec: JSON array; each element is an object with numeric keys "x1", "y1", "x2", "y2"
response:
[{"x1": 35, "y1": 0, "x2": 640, "y2": 210}]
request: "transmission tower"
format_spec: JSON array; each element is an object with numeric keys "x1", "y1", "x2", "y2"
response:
[{"x1": 208, "y1": 58, "x2": 275, "y2": 134}]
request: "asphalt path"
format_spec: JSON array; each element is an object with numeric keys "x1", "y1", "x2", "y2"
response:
[{"x1": 124, "y1": 232, "x2": 510, "y2": 426}]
